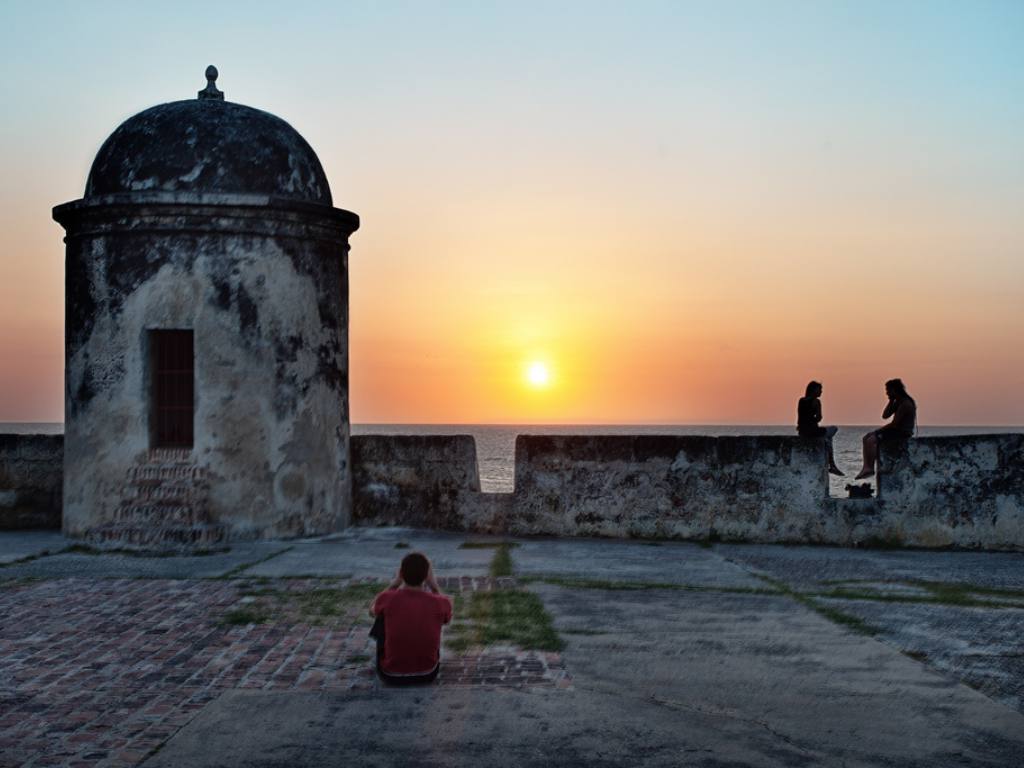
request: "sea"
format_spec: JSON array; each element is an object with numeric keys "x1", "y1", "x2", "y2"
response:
[{"x1": 5, "y1": 422, "x2": 1020, "y2": 498}]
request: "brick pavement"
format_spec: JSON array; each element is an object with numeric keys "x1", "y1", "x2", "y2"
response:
[{"x1": 0, "y1": 576, "x2": 569, "y2": 768}]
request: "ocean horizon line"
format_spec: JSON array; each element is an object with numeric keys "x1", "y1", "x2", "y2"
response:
[{"x1": 3, "y1": 421, "x2": 1024, "y2": 430}]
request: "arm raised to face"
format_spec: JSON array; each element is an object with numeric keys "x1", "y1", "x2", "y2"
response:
[
  {"x1": 882, "y1": 397, "x2": 897, "y2": 419},
  {"x1": 425, "y1": 562, "x2": 444, "y2": 596}
]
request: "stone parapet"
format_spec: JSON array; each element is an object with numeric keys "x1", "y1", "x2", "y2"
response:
[
  {"x1": 0, "y1": 434, "x2": 63, "y2": 529},
  {"x1": 510, "y1": 435, "x2": 829, "y2": 541},
  {"x1": 3, "y1": 432, "x2": 1022, "y2": 549},
  {"x1": 351, "y1": 435, "x2": 481, "y2": 529},
  {"x1": 350, "y1": 433, "x2": 1024, "y2": 550},
  {"x1": 874, "y1": 434, "x2": 1024, "y2": 549}
]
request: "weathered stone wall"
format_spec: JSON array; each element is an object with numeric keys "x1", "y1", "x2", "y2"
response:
[
  {"x1": 350, "y1": 433, "x2": 1024, "y2": 550},
  {"x1": 0, "y1": 435, "x2": 63, "y2": 529},
  {"x1": 510, "y1": 435, "x2": 830, "y2": 540},
  {"x1": 3, "y1": 432, "x2": 1020, "y2": 548},
  {"x1": 875, "y1": 435, "x2": 1024, "y2": 549},
  {"x1": 55, "y1": 195, "x2": 354, "y2": 548},
  {"x1": 351, "y1": 435, "x2": 482, "y2": 530},
  {"x1": 350, "y1": 434, "x2": 832, "y2": 539}
]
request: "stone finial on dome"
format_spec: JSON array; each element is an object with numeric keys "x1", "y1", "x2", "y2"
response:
[{"x1": 198, "y1": 65, "x2": 224, "y2": 101}]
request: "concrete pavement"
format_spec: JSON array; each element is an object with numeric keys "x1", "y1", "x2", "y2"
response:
[
  {"x1": 148, "y1": 579, "x2": 1024, "y2": 767},
  {"x1": 2, "y1": 527, "x2": 1022, "y2": 766}
]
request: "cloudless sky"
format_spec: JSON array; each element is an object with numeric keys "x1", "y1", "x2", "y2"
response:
[{"x1": 1, "y1": 0, "x2": 1022, "y2": 424}]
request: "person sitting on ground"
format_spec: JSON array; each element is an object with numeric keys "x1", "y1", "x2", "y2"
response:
[
  {"x1": 855, "y1": 378, "x2": 917, "y2": 480},
  {"x1": 369, "y1": 551, "x2": 452, "y2": 685},
  {"x1": 797, "y1": 380, "x2": 844, "y2": 476}
]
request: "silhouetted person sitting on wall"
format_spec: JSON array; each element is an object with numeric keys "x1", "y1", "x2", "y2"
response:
[
  {"x1": 369, "y1": 552, "x2": 452, "y2": 685},
  {"x1": 797, "y1": 381, "x2": 844, "y2": 476},
  {"x1": 855, "y1": 378, "x2": 917, "y2": 480}
]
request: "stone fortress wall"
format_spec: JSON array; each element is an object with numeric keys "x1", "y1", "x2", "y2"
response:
[
  {"x1": 0, "y1": 435, "x2": 63, "y2": 530},
  {"x1": 350, "y1": 433, "x2": 1024, "y2": 551},
  {"x1": 2, "y1": 432, "x2": 1022, "y2": 550}
]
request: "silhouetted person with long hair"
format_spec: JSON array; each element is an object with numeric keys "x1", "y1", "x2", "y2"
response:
[
  {"x1": 855, "y1": 378, "x2": 917, "y2": 480},
  {"x1": 797, "y1": 381, "x2": 844, "y2": 476}
]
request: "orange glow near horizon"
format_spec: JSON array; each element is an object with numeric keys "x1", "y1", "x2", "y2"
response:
[{"x1": 1, "y1": 5, "x2": 1023, "y2": 426}]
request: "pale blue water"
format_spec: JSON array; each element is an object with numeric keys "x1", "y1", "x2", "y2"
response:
[{"x1": 4, "y1": 422, "x2": 1019, "y2": 497}]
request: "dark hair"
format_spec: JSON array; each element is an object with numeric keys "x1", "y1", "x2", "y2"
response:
[
  {"x1": 805, "y1": 381, "x2": 822, "y2": 397},
  {"x1": 400, "y1": 552, "x2": 430, "y2": 587},
  {"x1": 885, "y1": 378, "x2": 909, "y2": 399}
]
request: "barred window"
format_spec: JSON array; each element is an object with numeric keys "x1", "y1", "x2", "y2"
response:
[{"x1": 149, "y1": 330, "x2": 194, "y2": 448}]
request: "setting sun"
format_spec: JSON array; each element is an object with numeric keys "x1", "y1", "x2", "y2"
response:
[{"x1": 526, "y1": 361, "x2": 551, "y2": 389}]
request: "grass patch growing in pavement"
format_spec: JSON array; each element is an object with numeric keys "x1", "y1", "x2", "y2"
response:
[
  {"x1": 445, "y1": 541, "x2": 563, "y2": 652},
  {"x1": 61, "y1": 543, "x2": 227, "y2": 558},
  {"x1": 754, "y1": 574, "x2": 879, "y2": 636},
  {"x1": 292, "y1": 584, "x2": 382, "y2": 622},
  {"x1": 226, "y1": 581, "x2": 385, "y2": 626},
  {"x1": 216, "y1": 546, "x2": 294, "y2": 579},
  {"x1": 919, "y1": 580, "x2": 1024, "y2": 603},
  {"x1": 813, "y1": 579, "x2": 1024, "y2": 609},
  {"x1": 446, "y1": 590, "x2": 564, "y2": 652},
  {"x1": 807, "y1": 601, "x2": 878, "y2": 635},
  {"x1": 222, "y1": 607, "x2": 272, "y2": 626},
  {"x1": 488, "y1": 543, "x2": 516, "y2": 578},
  {"x1": 856, "y1": 532, "x2": 906, "y2": 550},
  {"x1": 520, "y1": 575, "x2": 777, "y2": 597},
  {"x1": 460, "y1": 540, "x2": 520, "y2": 576}
]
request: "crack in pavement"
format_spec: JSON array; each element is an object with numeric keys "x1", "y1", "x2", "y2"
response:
[
  {"x1": 561, "y1": 677, "x2": 818, "y2": 759},
  {"x1": 646, "y1": 693, "x2": 816, "y2": 757}
]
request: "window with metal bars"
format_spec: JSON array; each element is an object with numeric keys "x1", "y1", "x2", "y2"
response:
[{"x1": 149, "y1": 330, "x2": 194, "y2": 448}]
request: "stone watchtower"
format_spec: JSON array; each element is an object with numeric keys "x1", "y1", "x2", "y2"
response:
[{"x1": 53, "y1": 67, "x2": 359, "y2": 548}]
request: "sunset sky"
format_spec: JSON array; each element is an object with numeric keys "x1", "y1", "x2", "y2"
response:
[{"x1": 1, "y1": 1, "x2": 1022, "y2": 425}]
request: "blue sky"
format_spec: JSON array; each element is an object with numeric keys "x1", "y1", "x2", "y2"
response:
[{"x1": 1, "y1": 1, "x2": 1022, "y2": 423}]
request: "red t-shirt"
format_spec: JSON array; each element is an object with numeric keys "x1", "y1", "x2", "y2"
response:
[{"x1": 372, "y1": 588, "x2": 453, "y2": 675}]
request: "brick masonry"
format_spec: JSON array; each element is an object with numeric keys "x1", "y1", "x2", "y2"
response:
[
  {"x1": 86, "y1": 449, "x2": 227, "y2": 551},
  {"x1": 0, "y1": 576, "x2": 569, "y2": 768}
]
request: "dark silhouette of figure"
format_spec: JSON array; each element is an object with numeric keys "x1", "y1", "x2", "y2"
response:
[
  {"x1": 797, "y1": 381, "x2": 844, "y2": 476},
  {"x1": 369, "y1": 552, "x2": 452, "y2": 685},
  {"x1": 855, "y1": 378, "x2": 917, "y2": 480}
]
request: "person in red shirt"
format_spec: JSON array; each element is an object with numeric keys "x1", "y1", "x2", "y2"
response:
[{"x1": 369, "y1": 552, "x2": 453, "y2": 685}]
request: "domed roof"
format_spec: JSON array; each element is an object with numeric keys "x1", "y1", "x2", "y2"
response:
[{"x1": 85, "y1": 67, "x2": 332, "y2": 205}]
